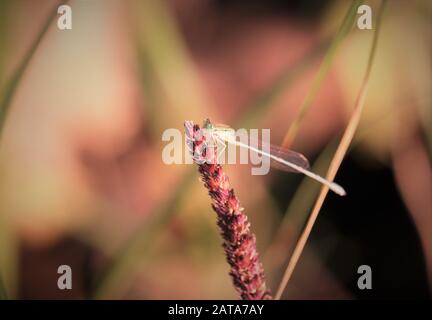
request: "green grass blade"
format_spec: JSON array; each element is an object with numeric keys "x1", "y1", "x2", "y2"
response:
[
  {"x1": 0, "y1": 1, "x2": 13, "y2": 85},
  {"x1": 0, "y1": 0, "x2": 69, "y2": 300},
  {"x1": 282, "y1": 0, "x2": 363, "y2": 147},
  {"x1": 0, "y1": 0, "x2": 70, "y2": 136},
  {"x1": 92, "y1": 167, "x2": 196, "y2": 298}
]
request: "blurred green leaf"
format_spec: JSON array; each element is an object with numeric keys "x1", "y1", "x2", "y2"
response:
[
  {"x1": 0, "y1": 0, "x2": 70, "y2": 136},
  {"x1": 0, "y1": 0, "x2": 69, "y2": 300},
  {"x1": 282, "y1": 0, "x2": 364, "y2": 147},
  {"x1": 0, "y1": 0, "x2": 12, "y2": 86},
  {"x1": 240, "y1": 37, "x2": 330, "y2": 128},
  {"x1": 134, "y1": 0, "x2": 209, "y2": 132},
  {"x1": 0, "y1": 275, "x2": 7, "y2": 300},
  {"x1": 92, "y1": 167, "x2": 196, "y2": 298},
  {"x1": 0, "y1": 216, "x2": 16, "y2": 299}
]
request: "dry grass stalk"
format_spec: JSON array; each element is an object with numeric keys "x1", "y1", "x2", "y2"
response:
[{"x1": 275, "y1": 0, "x2": 387, "y2": 300}]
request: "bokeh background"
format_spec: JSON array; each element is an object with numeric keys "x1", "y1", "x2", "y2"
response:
[{"x1": 0, "y1": 0, "x2": 430, "y2": 299}]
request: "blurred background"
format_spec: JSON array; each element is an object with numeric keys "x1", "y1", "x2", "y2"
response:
[{"x1": 0, "y1": 0, "x2": 430, "y2": 299}]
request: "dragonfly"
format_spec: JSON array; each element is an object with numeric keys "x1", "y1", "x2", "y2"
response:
[{"x1": 202, "y1": 119, "x2": 346, "y2": 196}]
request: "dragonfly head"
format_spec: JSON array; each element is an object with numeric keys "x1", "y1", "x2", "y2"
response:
[{"x1": 203, "y1": 118, "x2": 214, "y2": 130}]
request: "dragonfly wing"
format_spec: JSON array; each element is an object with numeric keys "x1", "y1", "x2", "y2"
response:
[
  {"x1": 249, "y1": 138, "x2": 310, "y2": 173},
  {"x1": 268, "y1": 145, "x2": 310, "y2": 173},
  {"x1": 224, "y1": 134, "x2": 311, "y2": 173}
]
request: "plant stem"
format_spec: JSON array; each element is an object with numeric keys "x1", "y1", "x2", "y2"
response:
[{"x1": 275, "y1": 0, "x2": 388, "y2": 300}]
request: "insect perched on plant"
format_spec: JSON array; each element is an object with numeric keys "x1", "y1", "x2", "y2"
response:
[{"x1": 200, "y1": 119, "x2": 346, "y2": 196}]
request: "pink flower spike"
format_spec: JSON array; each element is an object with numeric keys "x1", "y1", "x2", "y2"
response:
[{"x1": 185, "y1": 120, "x2": 272, "y2": 300}]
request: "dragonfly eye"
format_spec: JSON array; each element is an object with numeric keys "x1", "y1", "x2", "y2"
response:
[{"x1": 203, "y1": 118, "x2": 213, "y2": 129}]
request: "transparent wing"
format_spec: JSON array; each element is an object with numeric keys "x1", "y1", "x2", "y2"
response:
[
  {"x1": 267, "y1": 144, "x2": 310, "y2": 173},
  {"x1": 217, "y1": 132, "x2": 310, "y2": 173},
  {"x1": 218, "y1": 130, "x2": 346, "y2": 196},
  {"x1": 250, "y1": 139, "x2": 310, "y2": 173}
]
